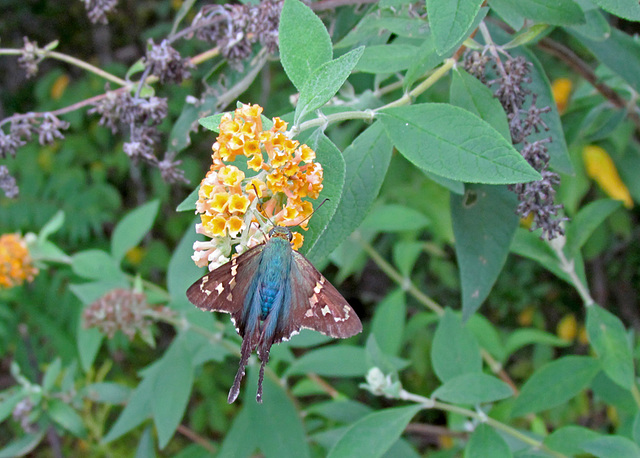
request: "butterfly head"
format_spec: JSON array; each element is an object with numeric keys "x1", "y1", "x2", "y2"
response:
[{"x1": 268, "y1": 225, "x2": 293, "y2": 243}]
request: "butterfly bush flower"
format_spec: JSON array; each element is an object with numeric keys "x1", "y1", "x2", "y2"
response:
[
  {"x1": 193, "y1": 103, "x2": 323, "y2": 271},
  {"x1": 0, "y1": 233, "x2": 38, "y2": 289}
]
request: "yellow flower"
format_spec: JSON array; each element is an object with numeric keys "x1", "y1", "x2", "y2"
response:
[
  {"x1": 0, "y1": 233, "x2": 38, "y2": 289},
  {"x1": 583, "y1": 145, "x2": 633, "y2": 208},
  {"x1": 228, "y1": 194, "x2": 250, "y2": 214}
]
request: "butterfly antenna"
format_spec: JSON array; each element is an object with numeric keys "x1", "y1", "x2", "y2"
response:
[{"x1": 297, "y1": 198, "x2": 329, "y2": 228}]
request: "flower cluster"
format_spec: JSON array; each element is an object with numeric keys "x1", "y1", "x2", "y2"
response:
[
  {"x1": 83, "y1": 289, "x2": 173, "y2": 345},
  {"x1": 464, "y1": 50, "x2": 566, "y2": 240},
  {"x1": 193, "y1": 103, "x2": 323, "y2": 270},
  {"x1": 0, "y1": 233, "x2": 38, "y2": 289},
  {"x1": 190, "y1": 0, "x2": 282, "y2": 64}
]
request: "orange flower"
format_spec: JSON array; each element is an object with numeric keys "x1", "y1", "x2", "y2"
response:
[
  {"x1": 192, "y1": 103, "x2": 324, "y2": 270},
  {"x1": 0, "y1": 234, "x2": 38, "y2": 289}
]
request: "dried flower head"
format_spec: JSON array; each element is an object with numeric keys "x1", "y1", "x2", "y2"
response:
[
  {"x1": 0, "y1": 233, "x2": 38, "y2": 289},
  {"x1": 82, "y1": 0, "x2": 118, "y2": 25},
  {"x1": 18, "y1": 37, "x2": 42, "y2": 78},
  {"x1": 38, "y1": 113, "x2": 70, "y2": 145},
  {"x1": 192, "y1": 103, "x2": 323, "y2": 271},
  {"x1": 191, "y1": 1, "x2": 282, "y2": 64},
  {"x1": 464, "y1": 49, "x2": 566, "y2": 240},
  {"x1": 0, "y1": 166, "x2": 19, "y2": 198},
  {"x1": 145, "y1": 39, "x2": 192, "y2": 84},
  {"x1": 12, "y1": 398, "x2": 37, "y2": 434},
  {"x1": 83, "y1": 289, "x2": 173, "y2": 345}
]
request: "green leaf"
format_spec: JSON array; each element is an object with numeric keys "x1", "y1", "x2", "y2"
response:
[
  {"x1": 379, "y1": 104, "x2": 540, "y2": 184},
  {"x1": 467, "y1": 314, "x2": 506, "y2": 362},
  {"x1": 503, "y1": 24, "x2": 550, "y2": 49},
  {"x1": 582, "y1": 436, "x2": 640, "y2": 458},
  {"x1": 593, "y1": 0, "x2": 640, "y2": 21},
  {"x1": 77, "y1": 319, "x2": 104, "y2": 372},
  {"x1": 42, "y1": 358, "x2": 62, "y2": 393},
  {"x1": 355, "y1": 44, "x2": 419, "y2": 73},
  {"x1": 405, "y1": 35, "x2": 441, "y2": 89},
  {"x1": 219, "y1": 367, "x2": 310, "y2": 458},
  {"x1": 103, "y1": 364, "x2": 159, "y2": 443},
  {"x1": 0, "y1": 389, "x2": 26, "y2": 423},
  {"x1": 511, "y1": 356, "x2": 601, "y2": 417},
  {"x1": 71, "y1": 250, "x2": 123, "y2": 282},
  {"x1": 306, "y1": 122, "x2": 392, "y2": 261},
  {"x1": 510, "y1": 228, "x2": 573, "y2": 284},
  {"x1": 451, "y1": 184, "x2": 518, "y2": 320},
  {"x1": 431, "y1": 309, "x2": 482, "y2": 382},
  {"x1": 0, "y1": 431, "x2": 46, "y2": 458},
  {"x1": 565, "y1": 199, "x2": 622, "y2": 258},
  {"x1": 571, "y1": 28, "x2": 640, "y2": 93},
  {"x1": 490, "y1": 0, "x2": 585, "y2": 25},
  {"x1": 464, "y1": 424, "x2": 513, "y2": 458},
  {"x1": 543, "y1": 425, "x2": 601, "y2": 456},
  {"x1": 135, "y1": 427, "x2": 156, "y2": 458},
  {"x1": 47, "y1": 398, "x2": 87, "y2": 437},
  {"x1": 83, "y1": 382, "x2": 131, "y2": 404},
  {"x1": 450, "y1": 69, "x2": 510, "y2": 140},
  {"x1": 111, "y1": 200, "x2": 160, "y2": 264},
  {"x1": 168, "y1": 102, "x2": 200, "y2": 153},
  {"x1": 504, "y1": 329, "x2": 571, "y2": 357},
  {"x1": 297, "y1": 132, "x2": 345, "y2": 261},
  {"x1": 38, "y1": 210, "x2": 65, "y2": 241},
  {"x1": 287, "y1": 345, "x2": 403, "y2": 377},
  {"x1": 569, "y1": 7, "x2": 611, "y2": 41},
  {"x1": 279, "y1": 0, "x2": 332, "y2": 91},
  {"x1": 294, "y1": 46, "x2": 364, "y2": 124},
  {"x1": 371, "y1": 289, "x2": 407, "y2": 356},
  {"x1": 199, "y1": 114, "x2": 224, "y2": 132},
  {"x1": 176, "y1": 186, "x2": 199, "y2": 212},
  {"x1": 393, "y1": 241, "x2": 424, "y2": 278},
  {"x1": 328, "y1": 405, "x2": 423, "y2": 458},
  {"x1": 586, "y1": 304, "x2": 634, "y2": 390},
  {"x1": 633, "y1": 412, "x2": 640, "y2": 444},
  {"x1": 426, "y1": 0, "x2": 484, "y2": 54},
  {"x1": 591, "y1": 371, "x2": 638, "y2": 414},
  {"x1": 361, "y1": 204, "x2": 430, "y2": 233},
  {"x1": 432, "y1": 373, "x2": 513, "y2": 404},
  {"x1": 153, "y1": 336, "x2": 194, "y2": 449}
]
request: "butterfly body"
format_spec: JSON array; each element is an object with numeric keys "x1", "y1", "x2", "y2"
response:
[{"x1": 187, "y1": 226, "x2": 362, "y2": 403}]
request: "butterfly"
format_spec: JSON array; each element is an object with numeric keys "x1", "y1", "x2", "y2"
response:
[{"x1": 187, "y1": 225, "x2": 362, "y2": 403}]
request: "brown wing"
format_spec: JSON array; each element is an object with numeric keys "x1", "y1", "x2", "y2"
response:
[
  {"x1": 278, "y1": 251, "x2": 362, "y2": 340},
  {"x1": 186, "y1": 244, "x2": 264, "y2": 334}
]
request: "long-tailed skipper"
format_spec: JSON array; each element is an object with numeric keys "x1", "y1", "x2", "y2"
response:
[{"x1": 187, "y1": 225, "x2": 362, "y2": 403}]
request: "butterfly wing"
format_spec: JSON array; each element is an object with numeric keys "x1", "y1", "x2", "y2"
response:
[
  {"x1": 186, "y1": 244, "x2": 264, "y2": 335},
  {"x1": 275, "y1": 251, "x2": 362, "y2": 341}
]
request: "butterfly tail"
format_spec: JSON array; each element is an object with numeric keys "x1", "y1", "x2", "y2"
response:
[
  {"x1": 227, "y1": 332, "x2": 257, "y2": 404},
  {"x1": 256, "y1": 355, "x2": 268, "y2": 404}
]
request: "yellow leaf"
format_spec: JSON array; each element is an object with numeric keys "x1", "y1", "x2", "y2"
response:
[
  {"x1": 556, "y1": 313, "x2": 577, "y2": 341},
  {"x1": 582, "y1": 145, "x2": 633, "y2": 208},
  {"x1": 51, "y1": 74, "x2": 70, "y2": 100},
  {"x1": 551, "y1": 78, "x2": 572, "y2": 114}
]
